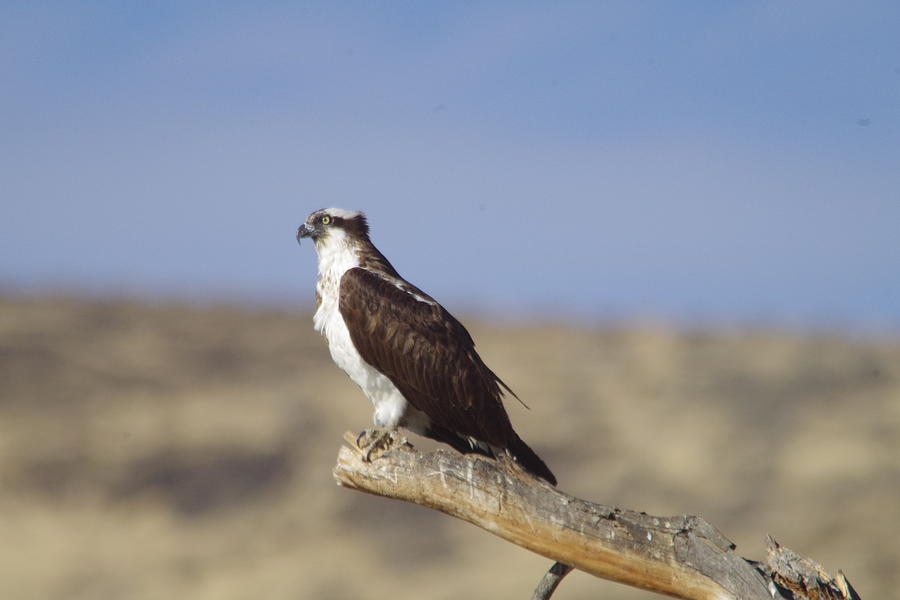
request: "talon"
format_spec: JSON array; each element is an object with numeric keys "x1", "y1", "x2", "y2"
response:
[{"x1": 354, "y1": 428, "x2": 399, "y2": 462}]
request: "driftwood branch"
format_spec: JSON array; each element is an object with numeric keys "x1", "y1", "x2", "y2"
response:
[{"x1": 333, "y1": 432, "x2": 860, "y2": 600}]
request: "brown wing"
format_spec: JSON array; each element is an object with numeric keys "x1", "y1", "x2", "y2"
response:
[{"x1": 339, "y1": 267, "x2": 516, "y2": 447}]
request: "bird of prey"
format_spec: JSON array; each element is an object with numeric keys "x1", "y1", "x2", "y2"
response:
[{"x1": 296, "y1": 208, "x2": 556, "y2": 485}]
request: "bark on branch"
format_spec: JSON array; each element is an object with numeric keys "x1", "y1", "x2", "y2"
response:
[{"x1": 333, "y1": 432, "x2": 860, "y2": 600}]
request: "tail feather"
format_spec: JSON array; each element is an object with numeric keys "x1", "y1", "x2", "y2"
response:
[
  {"x1": 425, "y1": 424, "x2": 557, "y2": 486},
  {"x1": 507, "y1": 435, "x2": 557, "y2": 486},
  {"x1": 425, "y1": 424, "x2": 493, "y2": 458}
]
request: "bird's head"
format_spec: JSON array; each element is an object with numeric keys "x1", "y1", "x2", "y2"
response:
[{"x1": 296, "y1": 208, "x2": 369, "y2": 247}]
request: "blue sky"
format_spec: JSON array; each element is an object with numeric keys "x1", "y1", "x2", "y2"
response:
[{"x1": 3, "y1": 2, "x2": 899, "y2": 330}]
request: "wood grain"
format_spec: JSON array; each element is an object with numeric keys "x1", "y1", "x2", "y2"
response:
[{"x1": 334, "y1": 433, "x2": 860, "y2": 600}]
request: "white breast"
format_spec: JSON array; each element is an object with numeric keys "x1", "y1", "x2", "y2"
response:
[{"x1": 312, "y1": 230, "x2": 420, "y2": 431}]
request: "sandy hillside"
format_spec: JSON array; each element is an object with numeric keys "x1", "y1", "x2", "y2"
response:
[{"x1": 0, "y1": 295, "x2": 897, "y2": 599}]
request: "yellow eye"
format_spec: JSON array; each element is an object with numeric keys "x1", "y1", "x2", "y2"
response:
[{"x1": 321, "y1": 215, "x2": 331, "y2": 225}]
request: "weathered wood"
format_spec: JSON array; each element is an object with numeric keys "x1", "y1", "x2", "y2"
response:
[
  {"x1": 531, "y1": 561, "x2": 574, "y2": 600},
  {"x1": 333, "y1": 432, "x2": 861, "y2": 600},
  {"x1": 761, "y1": 536, "x2": 861, "y2": 600}
]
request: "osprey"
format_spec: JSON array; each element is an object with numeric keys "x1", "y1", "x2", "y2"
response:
[{"x1": 297, "y1": 208, "x2": 556, "y2": 485}]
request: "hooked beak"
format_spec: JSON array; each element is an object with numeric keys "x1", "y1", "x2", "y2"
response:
[{"x1": 296, "y1": 223, "x2": 314, "y2": 244}]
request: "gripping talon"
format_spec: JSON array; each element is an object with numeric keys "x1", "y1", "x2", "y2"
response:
[{"x1": 354, "y1": 428, "x2": 399, "y2": 462}]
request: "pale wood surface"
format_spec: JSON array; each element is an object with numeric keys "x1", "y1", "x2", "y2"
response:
[{"x1": 334, "y1": 432, "x2": 860, "y2": 600}]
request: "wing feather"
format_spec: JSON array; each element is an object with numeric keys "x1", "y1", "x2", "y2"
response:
[{"x1": 339, "y1": 267, "x2": 516, "y2": 446}]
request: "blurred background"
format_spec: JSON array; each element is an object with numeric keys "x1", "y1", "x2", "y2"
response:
[{"x1": 2, "y1": 2, "x2": 899, "y2": 598}]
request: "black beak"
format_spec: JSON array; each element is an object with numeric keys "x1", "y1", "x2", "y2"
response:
[{"x1": 296, "y1": 223, "x2": 313, "y2": 244}]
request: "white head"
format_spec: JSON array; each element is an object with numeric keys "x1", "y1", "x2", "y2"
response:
[
  {"x1": 296, "y1": 208, "x2": 369, "y2": 246},
  {"x1": 296, "y1": 208, "x2": 371, "y2": 273}
]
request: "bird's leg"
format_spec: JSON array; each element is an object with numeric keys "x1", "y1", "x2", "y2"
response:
[{"x1": 355, "y1": 428, "x2": 407, "y2": 461}]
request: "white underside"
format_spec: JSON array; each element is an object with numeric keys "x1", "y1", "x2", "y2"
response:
[{"x1": 312, "y1": 228, "x2": 429, "y2": 434}]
